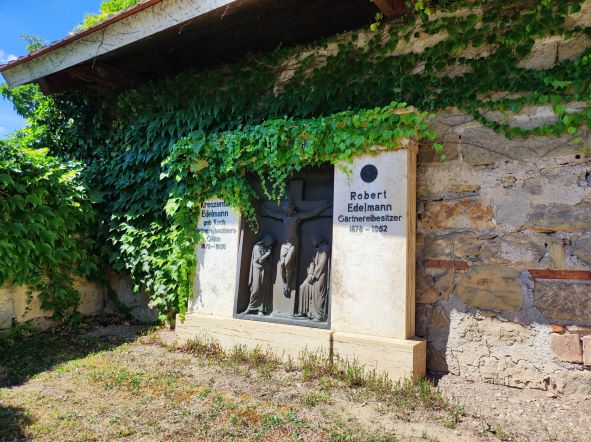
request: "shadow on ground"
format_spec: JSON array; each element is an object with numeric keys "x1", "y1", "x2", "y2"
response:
[
  {"x1": 0, "y1": 319, "x2": 147, "y2": 388},
  {"x1": 0, "y1": 405, "x2": 33, "y2": 441}
]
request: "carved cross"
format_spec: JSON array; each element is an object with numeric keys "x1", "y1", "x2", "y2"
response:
[{"x1": 262, "y1": 179, "x2": 333, "y2": 217}]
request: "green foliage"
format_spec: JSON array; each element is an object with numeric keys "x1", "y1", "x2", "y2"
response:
[
  {"x1": 21, "y1": 34, "x2": 48, "y2": 53},
  {"x1": 0, "y1": 141, "x2": 99, "y2": 320},
  {"x1": 75, "y1": 0, "x2": 141, "y2": 32},
  {"x1": 3, "y1": 0, "x2": 590, "y2": 322},
  {"x1": 158, "y1": 103, "x2": 434, "y2": 315},
  {"x1": 0, "y1": 83, "x2": 85, "y2": 153},
  {"x1": 164, "y1": 102, "x2": 430, "y2": 220}
]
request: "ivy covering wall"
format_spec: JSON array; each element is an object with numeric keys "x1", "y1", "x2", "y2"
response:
[
  {"x1": 1, "y1": 0, "x2": 590, "y2": 322},
  {"x1": 0, "y1": 141, "x2": 99, "y2": 319}
]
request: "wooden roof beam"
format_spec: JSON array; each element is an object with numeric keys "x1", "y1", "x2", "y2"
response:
[
  {"x1": 36, "y1": 61, "x2": 146, "y2": 94},
  {"x1": 67, "y1": 62, "x2": 144, "y2": 90},
  {"x1": 372, "y1": 0, "x2": 409, "y2": 18}
]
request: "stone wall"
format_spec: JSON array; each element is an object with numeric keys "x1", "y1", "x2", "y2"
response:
[
  {"x1": 337, "y1": 0, "x2": 591, "y2": 396},
  {"x1": 0, "y1": 272, "x2": 158, "y2": 331},
  {"x1": 0, "y1": 278, "x2": 106, "y2": 331},
  {"x1": 415, "y1": 106, "x2": 591, "y2": 395}
]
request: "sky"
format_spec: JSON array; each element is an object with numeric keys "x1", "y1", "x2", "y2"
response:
[{"x1": 0, "y1": 0, "x2": 101, "y2": 138}]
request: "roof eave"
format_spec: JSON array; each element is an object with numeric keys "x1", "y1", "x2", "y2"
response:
[{"x1": 0, "y1": 0, "x2": 239, "y2": 88}]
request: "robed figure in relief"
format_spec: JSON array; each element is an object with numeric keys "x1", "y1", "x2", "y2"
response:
[
  {"x1": 297, "y1": 235, "x2": 330, "y2": 321},
  {"x1": 261, "y1": 198, "x2": 332, "y2": 298},
  {"x1": 242, "y1": 235, "x2": 274, "y2": 315}
]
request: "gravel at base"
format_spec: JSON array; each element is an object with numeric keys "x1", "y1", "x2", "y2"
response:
[{"x1": 436, "y1": 374, "x2": 591, "y2": 442}]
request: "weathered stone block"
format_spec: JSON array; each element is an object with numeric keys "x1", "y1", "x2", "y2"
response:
[
  {"x1": 415, "y1": 304, "x2": 431, "y2": 338},
  {"x1": 577, "y1": 169, "x2": 591, "y2": 187},
  {"x1": 429, "y1": 108, "x2": 475, "y2": 129},
  {"x1": 565, "y1": 325, "x2": 591, "y2": 336},
  {"x1": 479, "y1": 233, "x2": 546, "y2": 267},
  {"x1": 75, "y1": 278, "x2": 105, "y2": 316},
  {"x1": 416, "y1": 269, "x2": 437, "y2": 304},
  {"x1": 518, "y1": 36, "x2": 561, "y2": 70},
  {"x1": 422, "y1": 232, "x2": 481, "y2": 259},
  {"x1": 500, "y1": 175, "x2": 517, "y2": 188},
  {"x1": 130, "y1": 306, "x2": 159, "y2": 323},
  {"x1": 553, "y1": 370, "x2": 591, "y2": 395},
  {"x1": 566, "y1": 0, "x2": 591, "y2": 28},
  {"x1": 493, "y1": 197, "x2": 532, "y2": 228},
  {"x1": 461, "y1": 126, "x2": 580, "y2": 165},
  {"x1": 108, "y1": 271, "x2": 152, "y2": 309},
  {"x1": 420, "y1": 198, "x2": 494, "y2": 231},
  {"x1": 479, "y1": 355, "x2": 547, "y2": 390},
  {"x1": 426, "y1": 306, "x2": 451, "y2": 373},
  {"x1": 2, "y1": 279, "x2": 108, "y2": 329},
  {"x1": 12, "y1": 285, "x2": 50, "y2": 323},
  {"x1": 106, "y1": 272, "x2": 158, "y2": 322},
  {"x1": 446, "y1": 181, "x2": 481, "y2": 194},
  {"x1": 457, "y1": 43, "x2": 495, "y2": 59},
  {"x1": 483, "y1": 106, "x2": 558, "y2": 131},
  {"x1": 459, "y1": 315, "x2": 531, "y2": 346},
  {"x1": 425, "y1": 268, "x2": 456, "y2": 300},
  {"x1": 504, "y1": 358, "x2": 547, "y2": 390},
  {"x1": 455, "y1": 265, "x2": 523, "y2": 312},
  {"x1": 558, "y1": 35, "x2": 591, "y2": 63},
  {"x1": 583, "y1": 336, "x2": 591, "y2": 366},
  {"x1": 549, "y1": 333, "x2": 583, "y2": 363},
  {"x1": 418, "y1": 107, "x2": 475, "y2": 163},
  {"x1": 574, "y1": 234, "x2": 591, "y2": 265},
  {"x1": 522, "y1": 175, "x2": 545, "y2": 195},
  {"x1": 391, "y1": 30, "x2": 448, "y2": 56},
  {"x1": 437, "y1": 63, "x2": 472, "y2": 78},
  {"x1": 534, "y1": 280, "x2": 591, "y2": 323},
  {"x1": 526, "y1": 198, "x2": 591, "y2": 233},
  {"x1": 517, "y1": 35, "x2": 591, "y2": 70},
  {"x1": 428, "y1": 306, "x2": 450, "y2": 341},
  {"x1": 14, "y1": 284, "x2": 106, "y2": 323},
  {"x1": 427, "y1": 346, "x2": 448, "y2": 373},
  {"x1": 547, "y1": 238, "x2": 566, "y2": 269},
  {"x1": 495, "y1": 320, "x2": 531, "y2": 346},
  {"x1": 419, "y1": 133, "x2": 460, "y2": 163},
  {"x1": 416, "y1": 161, "x2": 478, "y2": 202},
  {"x1": 29, "y1": 317, "x2": 56, "y2": 332},
  {"x1": 0, "y1": 288, "x2": 13, "y2": 329}
]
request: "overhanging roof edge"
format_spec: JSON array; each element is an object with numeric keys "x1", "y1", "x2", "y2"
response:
[{"x1": 0, "y1": 0, "x2": 239, "y2": 88}]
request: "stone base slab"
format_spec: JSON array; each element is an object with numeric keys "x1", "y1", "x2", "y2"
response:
[
  {"x1": 333, "y1": 332, "x2": 426, "y2": 381},
  {"x1": 176, "y1": 313, "x2": 332, "y2": 361},
  {"x1": 176, "y1": 313, "x2": 426, "y2": 381}
]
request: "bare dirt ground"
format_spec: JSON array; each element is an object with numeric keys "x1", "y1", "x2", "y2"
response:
[
  {"x1": 436, "y1": 374, "x2": 591, "y2": 442},
  {"x1": 0, "y1": 322, "x2": 589, "y2": 441}
]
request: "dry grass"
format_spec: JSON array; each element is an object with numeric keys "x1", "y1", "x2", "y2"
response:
[
  {"x1": 180, "y1": 335, "x2": 456, "y2": 415},
  {"x1": 0, "y1": 324, "x2": 502, "y2": 441}
]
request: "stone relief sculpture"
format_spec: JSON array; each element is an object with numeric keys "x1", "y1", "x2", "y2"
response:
[
  {"x1": 261, "y1": 197, "x2": 332, "y2": 298},
  {"x1": 241, "y1": 235, "x2": 274, "y2": 315},
  {"x1": 296, "y1": 235, "x2": 330, "y2": 321},
  {"x1": 236, "y1": 171, "x2": 334, "y2": 326}
]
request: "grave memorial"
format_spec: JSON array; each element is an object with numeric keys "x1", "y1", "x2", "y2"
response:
[
  {"x1": 3, "y1": 0, "x2": 590, "y2": 395},
  {"x1": 178, "y1": 142, "x2": 425, "y2": 380}
]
